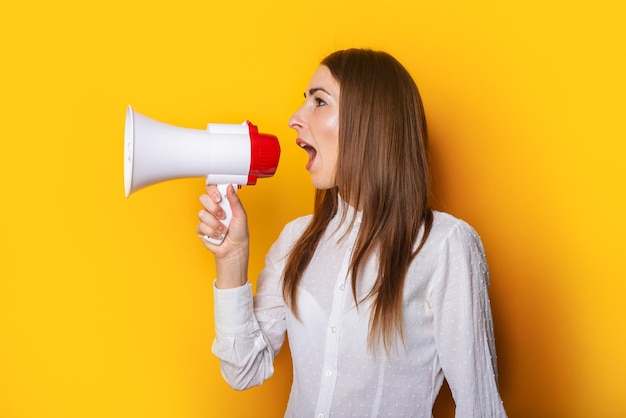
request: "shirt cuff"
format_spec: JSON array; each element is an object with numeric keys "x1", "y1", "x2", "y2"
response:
[{"x1": 213, "y1": 281, "x2": 256, "y2": 335}]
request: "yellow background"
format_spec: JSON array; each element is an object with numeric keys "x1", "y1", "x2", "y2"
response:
[{"x1": 1, "y1": 0, "x2": 624, "y2": 417}]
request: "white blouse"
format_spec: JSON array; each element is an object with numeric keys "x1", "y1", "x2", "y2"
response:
[{"x1": 212, "y1": 209, "x2": 507, "y2": 417}]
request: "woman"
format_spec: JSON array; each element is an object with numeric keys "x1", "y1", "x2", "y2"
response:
[{"x1": 198, "y1": 49, "x2": 507, "y2": 417}]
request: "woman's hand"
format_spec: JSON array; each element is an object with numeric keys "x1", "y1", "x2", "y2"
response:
[{"x1": 198, "y1": 184, "x2": 249, "y2": 288}]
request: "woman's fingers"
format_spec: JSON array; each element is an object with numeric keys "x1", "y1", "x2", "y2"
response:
[
  {"x1": 198, "y1": 189, "x2": 227, "y2": 241},
  {"x1": 197, "y1": 207, "x2": 226, "y2": 240},
  {"x1": 197, "y1": 184, "x2": 249, "y2": 251}
]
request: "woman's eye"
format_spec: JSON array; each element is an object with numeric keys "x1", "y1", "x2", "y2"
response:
[{"x1": 315, "y1": 97, "x2": 327, "y2": 107}]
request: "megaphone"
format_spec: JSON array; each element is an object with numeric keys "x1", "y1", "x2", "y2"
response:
[{"x1": 124, "y1": 105, "x2": 280, "y2": 245}]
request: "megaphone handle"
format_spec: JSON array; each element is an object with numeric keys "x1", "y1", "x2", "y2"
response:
[{"x1": 202, "y1": 184, "x2": 235, "y2": 245}]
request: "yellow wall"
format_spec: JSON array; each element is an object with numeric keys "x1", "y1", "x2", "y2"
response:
[{"x1": 1, "y1": 0, "x2": 624, "y2": 417}]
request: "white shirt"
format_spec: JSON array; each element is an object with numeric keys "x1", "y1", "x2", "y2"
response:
[{"x1": 212, "y1": 209, "x2": 507, "y2": 417}]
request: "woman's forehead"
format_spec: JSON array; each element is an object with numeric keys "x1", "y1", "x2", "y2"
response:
[{"x1": 306, "y1": 65, "x2": 340, "y2": 96}]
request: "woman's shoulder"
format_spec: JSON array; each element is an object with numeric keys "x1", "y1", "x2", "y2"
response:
[
  {"x1": 432, "y1": 210, "x2": 470, "y2": 228},
  {"x1": 429, "y1": 210, "x2": 483, "y2": 246},
  {"x1": 284, "y1": 214, "x2": 313, "y2": 234},
  {"x1": 272, "y1": 214, "x2": 313, "y2": 247},
  {"x1": 265, "y1": 214, "x2": 313, "y2": 261}
]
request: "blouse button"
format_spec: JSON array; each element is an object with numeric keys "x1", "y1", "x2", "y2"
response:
[
  {"x1": 325, "y1": 370, "x2": 333, "y2": 377},
  {"x1": 330, "y1": 326, "x2": 337, "y2": 333},
  {"x1": 317, "y1": 414, "x2": 325, "y2": 418},
  {"x1": 339, "y1": 284, "x2": 345, "y2": 290}
]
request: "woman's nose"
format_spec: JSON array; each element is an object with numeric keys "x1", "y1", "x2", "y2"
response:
[{"x1": 288, "y1": 105, "x2": 304, "y2": 130}]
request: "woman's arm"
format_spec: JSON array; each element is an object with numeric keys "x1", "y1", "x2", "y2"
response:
[
  {"x1": 211, "y1": 244, "x2": 288, "y2": 390},
  {"x1": 430, "y1": 219, "x2": 507, "y2": 417},
  {"x1": 199, "y1": 185, "x2": 291, "y2": 389}
]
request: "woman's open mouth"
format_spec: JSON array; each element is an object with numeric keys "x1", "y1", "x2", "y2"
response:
[{"x1": 296, "y1": 139, "x2": 317, "y2": 170}]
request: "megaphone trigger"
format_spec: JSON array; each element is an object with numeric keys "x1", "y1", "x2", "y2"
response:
[{"x1": 199, "y1": 183, "x2": 235, "y2": 245}]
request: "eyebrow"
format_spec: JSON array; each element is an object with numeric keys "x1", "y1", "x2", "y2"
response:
[{"x1": 304, "y1": 87, "x2": 332, "y2": 98}]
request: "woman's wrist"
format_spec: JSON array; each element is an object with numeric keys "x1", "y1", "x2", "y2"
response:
[{"x1": 214, "y1": 246, "x2": 249, "y2": 289}]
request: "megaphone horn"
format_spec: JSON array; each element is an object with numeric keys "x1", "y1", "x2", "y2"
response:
[{"x1": 124, "y1": 105, "x2": 280, "y2": 244}]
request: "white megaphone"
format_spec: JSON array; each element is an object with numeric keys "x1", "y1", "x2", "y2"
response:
[{"x1": 124, "y1": 105, "x2": 280, "y2": 245}]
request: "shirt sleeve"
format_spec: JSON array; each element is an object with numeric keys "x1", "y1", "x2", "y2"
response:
[
  {"x1": 211, "y1": 222, "x2": 296, "y2": 391},
  {"x1": 429, "y1": 219, "x2": 507, "y2": 417}
]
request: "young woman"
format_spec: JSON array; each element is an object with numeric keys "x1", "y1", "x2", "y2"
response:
[{"x1": 197, "y1": 48, "x2": 507, "y2": 417}]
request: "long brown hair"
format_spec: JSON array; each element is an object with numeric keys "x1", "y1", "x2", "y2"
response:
[{"x1": 283, "y1": 49, "x2": 433, "y2": 353}]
